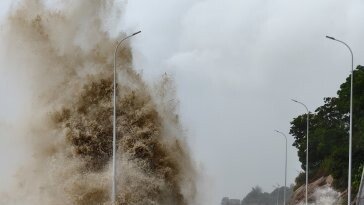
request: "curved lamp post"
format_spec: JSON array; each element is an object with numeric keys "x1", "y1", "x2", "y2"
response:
[
  {"x1": 326, "y1": 35, "x2": 354, "y2": 205},
  {"x1": 275, "y1": 130, "x2": 288, "y2": 205},
  {"x1": 112, "y1": 30, "x2": 141, "y2": 204},
  {"x1": 292, "y1": 99, "x2": 309, "y2": 205}
]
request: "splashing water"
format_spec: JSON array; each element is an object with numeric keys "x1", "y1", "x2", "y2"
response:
[
  {"x1": 0, "y1": 0, "x2": 196, "y2": 204},
  {"x1": 297, "y1": 187, "x2": 341, "y2": 205}
]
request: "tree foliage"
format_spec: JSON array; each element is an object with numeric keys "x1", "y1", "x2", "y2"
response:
[
  {"x1": 240, "y1": 186, "x2": 293, "y2": 205},
  {"x1": 290, "y1": 65, "x2": 364, "y2": 194}
]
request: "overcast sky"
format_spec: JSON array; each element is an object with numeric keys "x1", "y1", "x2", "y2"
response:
[{"x1": 1, "y1": 0, "x2": 364, "y2": 204}]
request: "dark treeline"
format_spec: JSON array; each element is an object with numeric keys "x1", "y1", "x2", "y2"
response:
[
  {"x1": 221, "y1": 186, "x2": 293, "y2": 205},
  {"x1": 241, "y1": 186, "x2": 293, "y2": 205}
]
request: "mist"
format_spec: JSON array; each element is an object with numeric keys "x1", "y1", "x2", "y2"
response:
[{"x1": 0, "y1": 1, "x2": 196, "y2": 204}]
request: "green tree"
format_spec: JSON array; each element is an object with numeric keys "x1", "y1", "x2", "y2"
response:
[{"x1": 290, "y1": 65, "x2": 364, "y2": 195}]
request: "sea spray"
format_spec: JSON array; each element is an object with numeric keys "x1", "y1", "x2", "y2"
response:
[
  {"x1": 297, "y1": 187, "x2": 341, "y2": 205},
  {"x1": 0, "y1": 0, "x2": 196, "y2": 204}
]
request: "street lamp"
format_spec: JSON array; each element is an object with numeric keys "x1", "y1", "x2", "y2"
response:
[
  {"x1": 112, "y1": 30, "x2": 141, "y2": 204},
  {"x1": 292, "y1": 99, "x2": 309, "y2": 205},
  {"x1": 325, "y1": 35, "x2": 354, "y2": 205},
  {"x1": 275, "y1": 130, "x2": 288, "y2": 205},
  {"x1": 273, "y1": 184, "x2": 281, "y2": 205}
]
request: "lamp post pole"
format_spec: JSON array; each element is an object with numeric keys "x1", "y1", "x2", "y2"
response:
[
  {"x1": 275, "y1": 130, "x2": 288, "y2": 205},
  {"x1": 357, "y1": 167, "x2": 364, "y2": 205},
  {"x1": 112, "y1": 31, "x2": 141, "y2": 204},
  {"x1": 326, "y1": 35, "x2": 353, "y2": 205},
  {"x1": 292, "y1": 99, "x2": 309, "y2": 205},
  {"x1": 274, "y1": 184, "x2": 280, "y2": 205}
]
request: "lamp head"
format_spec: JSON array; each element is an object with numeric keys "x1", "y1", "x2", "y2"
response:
[
  {"x1": 132, "y1": 31, "x2": 142, "y2": 36},
  {"x1": 326, "y1": 35, "x2": 335, "y2": 40}
]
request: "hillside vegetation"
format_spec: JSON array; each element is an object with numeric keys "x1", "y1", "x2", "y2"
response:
[{"x1": 290, "y1": 65, "x2": 364, "y2": 196}]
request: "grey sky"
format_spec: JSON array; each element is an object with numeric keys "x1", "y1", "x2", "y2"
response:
[
  {"x1": 1, "y1": 0, "x2": 364, "y2": 204},
  {"x1": 121, "y1": 0, "x2": 364, "y2": 203}
]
